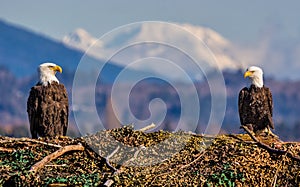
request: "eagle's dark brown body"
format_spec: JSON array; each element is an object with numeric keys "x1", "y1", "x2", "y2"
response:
[
  {"x1": 27, "y1": 82, "x2": 69, "y2": 138},
  {"x1": 238, "y1": 84, "x2": 274, "y2": 134}
]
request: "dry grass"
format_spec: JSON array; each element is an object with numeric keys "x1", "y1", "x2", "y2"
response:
[{"x1": 0, "y1": 126, "x2": 299, "y2": 186}]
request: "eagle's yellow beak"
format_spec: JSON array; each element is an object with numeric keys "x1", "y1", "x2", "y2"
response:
[
  {"x1": 51, "y1": 65, "x2": 62, "y2": 73},
  {"x1": 244, "y1": 71, "x2": 252, "y2": 78}
]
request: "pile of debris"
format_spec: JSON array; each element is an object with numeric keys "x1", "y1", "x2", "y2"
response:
[{"x1": 0, "y1": 126, "x2": 299, "y2": 186}]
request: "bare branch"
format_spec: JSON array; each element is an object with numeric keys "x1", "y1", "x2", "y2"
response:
[
  {"x1": 241, "y1": 125, "x2": 300, "y2": 162},
  {"x1": 0, "y1": 137, "x2": 62, "y2": 148},
  {"x1": 30, "y1": 144, "x2": 84, "y2": 173},
  {"x1": 104, "y1": 146, "x2": 120, "y2": 172},
  {"x1": 139, "y1": 123, "x2": 156, "y2": 132}
]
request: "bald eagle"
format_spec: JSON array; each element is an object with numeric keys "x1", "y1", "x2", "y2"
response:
[
  {"x1": 238, "y1": 66, "x2": 275, "y2": 136},
  {"x1": 27, "y1": 62, "x2": 69, "y2": 138}
]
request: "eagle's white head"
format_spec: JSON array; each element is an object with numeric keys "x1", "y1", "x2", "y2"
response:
[
  {"x1": 244, "y1": 66, "x2": 264, "y2": 88},
  {"x1": 38, "y1": 62, "x2": 62, "y2": 86}
]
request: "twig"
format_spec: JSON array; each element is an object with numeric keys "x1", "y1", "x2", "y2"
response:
[
  {"x1": 275, "y1": 141, "x2": 300, "y2": 145},
  {"x1": 103, "y1": 179, "x2": 114, "y2": 187},
  {"x1": 103, "y1": 146, "x2": 145, "y2": 187},
  {"x1": 122, "y1": 146, "x2": 145, "y2": 166},
  {"x1": 26, "y1": 139, "x2": 63, "y2": 148},
  {"x1": 271, "y1": 156, "x2": 281, "y2": 187},
  {"x1": 273, "y1": 152, "x2": 288, "y2": 187},
  {"x1": 179, "y1": 151, "x2": 205, "y2": 169},
  {"x1": 228, "y1": 134, "x2": 256, "y2": 144},
  {"x1": 106, "y1": 146, "x2": 120, "y2": 160},
  {"x1": 241, "y1": 126, "x2": 286, "y2": 154},
  {"x1": 0, "y1": 147, "x2": 15, "y2": 152},
  {"x1": 48, "y1": 183, "x2": 68, "y2": 187},
  {"x1": 192, "y1": 134, "x2": 217, "y2": 138},
  {"x1": 44, "y1": 164, "x2": 67, "y2": 167},
  {"x1": 30, "y1": 144, "x2": 84, "y2": 173},
  {"x1": 241, "y1": 125, "x2": 300, "y2": 162},
  {"x1": 151, "y1": 151, "x2": 205, "y2": 185},
  {"x1": 104, "y1": 146, "x2": 120, "y2": 172},
  {"x1": 139, "y1": 123, "x2": 156, "y2": 132},
  {"x1": 102, "y1": 146, "x2": 121, "y2": 187},
  {"x1": 0, "y1": 137, "x2": 62, "y2": 148}
]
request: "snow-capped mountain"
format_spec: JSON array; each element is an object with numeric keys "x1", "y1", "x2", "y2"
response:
[
  {"x1": 62, "y1": 22, "x2": 243, "y2": 81},
  {"x1": 62, "y1": 22, "x2": 300, "y2": 80},
  {"x1": 63, "y1": 28, "x2": 103, "y2": 51}
]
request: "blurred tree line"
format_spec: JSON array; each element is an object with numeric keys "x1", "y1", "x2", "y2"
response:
[{"x1": 0, "y1": 121, "x2": 298, "y2": 141}]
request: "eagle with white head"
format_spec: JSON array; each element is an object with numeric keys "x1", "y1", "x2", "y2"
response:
[
  {"x1": 27, "y1": 62, "x2": 69, "y2": 138},
  {"x1": 38, "y1": 62, "x2": 62, "y2": 86},
  {"x1": 238, "y1": 66, "x2": 275, "y2": 136}
]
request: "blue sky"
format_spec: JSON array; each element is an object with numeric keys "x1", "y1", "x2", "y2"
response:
[{"x1": 1, "y1": 0, "x2": 300, "y2": 43}]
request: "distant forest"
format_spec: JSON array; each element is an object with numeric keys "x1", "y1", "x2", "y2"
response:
[{"x1": 0, "y1": 66, "x2": 300, "y2": 141}]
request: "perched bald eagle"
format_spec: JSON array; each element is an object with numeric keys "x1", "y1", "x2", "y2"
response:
[
  {"x1": 27, "y1": 62, "x2": 69, "y2": 138},
  {"x1": 238, "y1": 66, "x2": 275, "y2": 136}
]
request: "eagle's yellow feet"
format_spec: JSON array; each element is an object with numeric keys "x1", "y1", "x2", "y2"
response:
[{"x1": 260, "y1": 127, "x2": 281, "y2": 142}]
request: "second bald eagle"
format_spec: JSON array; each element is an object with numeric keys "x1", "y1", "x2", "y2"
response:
[
  {"x1": 27, "y1": 62, "x2": 69, "y2": 138},
  {"x1": 238, "y1": 66, "x2": 275, "y2": 136}
]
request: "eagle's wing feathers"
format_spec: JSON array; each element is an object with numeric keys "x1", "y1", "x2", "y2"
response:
[
  {"x1": 238, "y1": 87, "x2": 248, "y2": 126},
  {"x1": 27, "y1": 83, "x2": 69, "y2": 138},
  {"x1": 266, "y1": 87, "x2": 273, "y2": 117},
  {"x1": 27, "y1": 87, "x2": 40, "y2": 139},
  {"x1": 265, "y1": 87, "x2": 275, "y2": 129},
  {"x1": 50, "y1": 83, "x2": 69, "y2": 137},
  {"x1": 61, "y1": 85, "x2": 69, "y2": 136}
]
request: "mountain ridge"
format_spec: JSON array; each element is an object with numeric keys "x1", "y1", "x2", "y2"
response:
[
  {"x1": 0, "y1": 19, "x2": 149, "y2": 83},
  {"x1": 62, "y1": 22, "x2": 240, "y2": 80},
  {"x1": 62, "y1": 22, "x2": 300, "y2": 81},
  {"x1": 1, "y1": 19, "x2": 300, "y2": 140}
]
